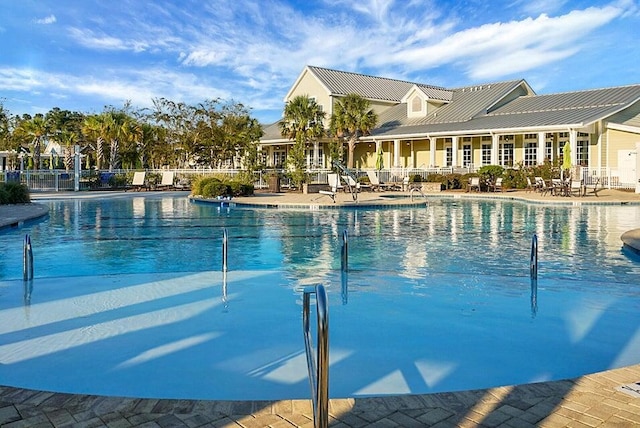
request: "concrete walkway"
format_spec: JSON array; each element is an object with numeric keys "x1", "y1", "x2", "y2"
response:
[{"x1": 1, "y1": 189, "x2": 640, "y2": 427}]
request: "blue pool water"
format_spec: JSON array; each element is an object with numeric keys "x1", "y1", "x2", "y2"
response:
[{"x1": 0, "y1": 193, "x2": 639, "y2": 400}]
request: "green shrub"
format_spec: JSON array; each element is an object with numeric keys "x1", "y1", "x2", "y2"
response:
[
  {"x1": 409, "y1": 174, "x2": 422, "y2": 182},
  {"x1": 202, "y1": 181, "x2": 230, "y2": 198},
  {"x1": 108, "y1": 174, "x2": 128, "y2": 188},
  {"x1": 191, "y1": 175, "x2": 254, "y2": 198},
  {"x1": 0, "y1": 182, "x2": 30, "y2": 204}
]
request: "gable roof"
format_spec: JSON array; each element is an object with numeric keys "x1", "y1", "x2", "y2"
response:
[
  {"x1": 304, "y1": 65, "x2": 450, "y2": 103},
  {"x1": 371, "y1": 82, "x2": 640, "y2": 138}
]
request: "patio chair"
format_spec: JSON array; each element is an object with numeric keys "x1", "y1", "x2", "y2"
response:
[
  {"x1": 570, "y1": 179, "x2": 585, "y2": 197},
  {"x1": 156, "y1": 171, "x2": 175, "y2": 190},
  {"x1": 538, "y1": 179, "x2": 552, "y2": 196},
  {"x1": 490, "y1": 177, "x2": 504, "y2": 192},
  {"x1": 585, "y1": 177, "x2": 601, "y2": 197},
  {"x1": 129, "y1": 171, "x2": 147, "y2": 191},
  {"x1": 468, "y1": 176, "x2": 481, "y2": 192},
  {"x1": 534, "y1": 177, "x2": 544, "y2": 193}
]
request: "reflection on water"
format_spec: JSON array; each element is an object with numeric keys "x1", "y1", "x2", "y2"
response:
[{"x1": 1, "y1": 196, "x2": 639, "y2": 289}]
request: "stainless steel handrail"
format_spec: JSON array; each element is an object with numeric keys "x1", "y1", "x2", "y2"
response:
[
  {"x1": 23, "y1": 234, "x2": 33, "y2": 281},
  {"x1": 222, "y1": 228, "x2": 228, "y2": 272},
  {"x1": 530, "y1": 233, "x2": 538, "y2": 280},
  {"x1": 341, "y1": 230, "x2": 348, "y2": 272},
  {"x1": 303, "y1": 285, "x2": 329, "y2": 428}
]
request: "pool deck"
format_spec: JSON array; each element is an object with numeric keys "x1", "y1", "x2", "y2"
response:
[{"x1": 1, "y1": 189, "x2": 640, "y2": 427}]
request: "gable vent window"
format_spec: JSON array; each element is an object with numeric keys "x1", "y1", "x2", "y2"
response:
[{"x1": 411, "y1": 96, "x2": 422, "y2": 113}]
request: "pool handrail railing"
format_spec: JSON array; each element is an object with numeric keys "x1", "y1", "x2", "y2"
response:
[{"x1": 302, "y1": 285, "x2": 329, "y2": 428}]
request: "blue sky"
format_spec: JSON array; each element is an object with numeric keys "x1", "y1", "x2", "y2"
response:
[{"x1": 1, "y1": 0, "x2": 639, "y2": 124}]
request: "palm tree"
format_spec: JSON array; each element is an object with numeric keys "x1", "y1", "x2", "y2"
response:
[
  {"x1": 279, "y1": 95, "x2": 325, "y2": 189},
  {"x1": 330, "y1": 93, "x2": 378, "y2": 169},
  {"x1": 82, "y1": 115, "x2": 108, "y2": 170},
  {"x1": 19, "y1": 114, "x2": 50, "y2": 169},
  {"x1": 59, "y1": 131, "x2": 77, "y2": 171}
]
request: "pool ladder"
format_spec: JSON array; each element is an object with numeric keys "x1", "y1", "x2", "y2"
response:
[
  {"x1": 303, "y1": 285, "x2": 329, "y2": 428},
  {"x1": 23, "y1": 234, "x2": 34, "y2": 281}
]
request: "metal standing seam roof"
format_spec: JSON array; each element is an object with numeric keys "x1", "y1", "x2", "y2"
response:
[
  {"x1": 370, "y1": 83, "x2": 640, "y2": 138},
  {"x1": 263, "y1": 65, "x2": 640, "y2": 142},
  {"x1": 307, "y1": 65, "x2": 451, "y2": 103}
]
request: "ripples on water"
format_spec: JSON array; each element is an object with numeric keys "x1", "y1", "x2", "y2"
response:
[{"x1": 2, "y1": 195, "x2": 640, "y2": 289}]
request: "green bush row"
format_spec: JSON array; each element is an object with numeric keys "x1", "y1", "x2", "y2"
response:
[
  {"x1": 0, "y1": 182, "x2": 31, "y2": 204},
  {"x1": 191, "y1": 176, "x2": 254, "y2": 198}
]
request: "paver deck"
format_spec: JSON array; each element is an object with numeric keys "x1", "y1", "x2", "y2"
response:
[{"x1": 1, "y1": 188, "x2": 639, "y2": 427}]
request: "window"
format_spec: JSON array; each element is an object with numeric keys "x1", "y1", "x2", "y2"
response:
[
  {"x1": 500, "y1": 143, "x2": 514, "y2": 167},
  {"x1": 411, "y1": 96, "x2": 422, "y2": 113},
  {"x1": 577, "y1": 133, "x2": 589, "y2": 166},
  {"x1": 524, "y1": 142, "x2": 537, "y2": 166},
  {"x1": 273, "y1": 150, "x2": 286, "y2": 167},
  {"x1": 445, "y1": 146, "x2": 452, "y2": 167},
  {"x1": 463, "y1": 144, "x2": 472, "y2": 167},
  {"x1": 482, "y1": 144, "x2": 491, "y2": 165},
  {"x1": 523, "y1": 134, "x2": 537, "y2": 166}
]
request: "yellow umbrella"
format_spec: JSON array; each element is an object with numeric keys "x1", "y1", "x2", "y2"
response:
[
  {"x1": 375, "y1": 147, "x2": 383, "y2": 171},
  {"x1": 562, "y1": 142, "x2": 571, "y2": 179}
]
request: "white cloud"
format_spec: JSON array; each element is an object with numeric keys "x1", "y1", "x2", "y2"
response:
[
  {"x1": 35, "y1": 15, "x2": 57, "y2": 25},
  {"x1": 373, "y1": 4, "x2": 625, "y2": 80}
]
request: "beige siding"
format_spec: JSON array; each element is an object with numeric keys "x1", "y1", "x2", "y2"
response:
[
  {"x1": 287, "y1": 71, "x2": 332, "y2": 114},
  {"x1": 606, "y1": 129, "x2": 640, "y2": 168}
]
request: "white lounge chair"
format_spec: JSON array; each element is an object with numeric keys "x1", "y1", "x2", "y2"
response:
[
  {"x1": 130, "y1": 171, "x2": 147, "y2": 191},
  {"x1": 157, "y1": 171, "x2": 175, "y2": 190},
  {"x1": 366, "y1": 170, "x2": 394, "y2": 191},
  {"x1": 327, "y1": 173, "x2": 343, "y2": 192}
]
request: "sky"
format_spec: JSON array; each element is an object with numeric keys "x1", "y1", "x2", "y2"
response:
[{"x1": 1, "y1": 0, "x2": 639, "y2": 124}]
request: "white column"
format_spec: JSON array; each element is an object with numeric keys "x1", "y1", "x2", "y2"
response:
[
  {"x1": 429, "y1": 138, "x2": 436, "y2": 167},
  {"x1": 537, "y1": 132, "x2": 546, "y2": 165},
  {"x1": 451, "y1": 136, "x2": 458, "y2": 168},
  {"x1": 570, "y1": 129, "x2": 578, "y2": 166},
  {"x1": 491, "y1": 134, "x2": 500, "y2": 165},
  {"x1": 409, "y1": 141, "x2": 414, "y2": 169},
  {"x1": 313, "y1": 141, "x2": 319, "y2": 168},
  {"x1": 393, "y1": 139, "x2": 401, "y2": 167}
]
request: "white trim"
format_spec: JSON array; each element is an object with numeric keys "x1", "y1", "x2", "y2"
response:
[{"x1": 607, "y1": 122, "x2": 640, "y2": 134}]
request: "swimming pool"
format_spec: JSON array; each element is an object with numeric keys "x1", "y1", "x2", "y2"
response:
[{"x1": 1, "y1": 193, "x2": 639, "y2": 401}]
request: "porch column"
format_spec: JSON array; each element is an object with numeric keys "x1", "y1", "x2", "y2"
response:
[
  {"x1": 569, "y1": 129, "x2": 578, "y2": 166},
  {"x1": 451, "y1": 136, "x2": 459, "y2": 168},
  {"x1": 409, "y1": 141, "x2": 414, "y2": 168},
  {"x1": 537, "y1": 132, "x2": 546, "y2": 165},
  {"x1": 393, "y1": 139, "x2": 401, "y2": 167},
  {"x1": 313, "y1": 141, "x2": 319, "y2": 168},
  {"x1": 429, "y1": 138, "x2": 436, "y2": 167},
  {"x1": 491, "y1": 134, "x2": 500, "y2": 165}
]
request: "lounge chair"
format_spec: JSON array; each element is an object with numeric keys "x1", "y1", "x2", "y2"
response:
[
  {"x1": 526, "y1": 177, "x2": 536, "y2": 192},
  {"x1": 327, "y1": 173, "x2": 343, "y2": 192},
  {"x1": 129, "y1": 171, "x2": 147, "y2": 191},
  {"x1": 342, "y1": 175, "x2": 364, "y2": 192},
  {"x1": 468, "y1": 176, "x2": 481, "y2": 192},
  {"x1": 319, "y1": 173, "x2": 343, "y2": 202},
  {"x1": 366, "y1": 170, "x2": 395, "y2": 191},
  {"x1": 156, "y1": 171, "x2": 175, "y2": 190}
]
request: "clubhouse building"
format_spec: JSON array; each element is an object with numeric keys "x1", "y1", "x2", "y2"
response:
[{"x1": 260, "y1": 66, "x2": 640, "y2": 188}]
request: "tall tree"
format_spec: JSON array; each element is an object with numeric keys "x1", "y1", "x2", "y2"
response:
[
  {"x1": 82, "y1": 114, "x2": 109, "y2": 170},
  {"x1": 279, "y1": 95, "x2": 325, "y2": 189},
  {"x1": 16, "y1": 114, "x2": 50, "y2": 169},
  {"x1": 330, "y1": 93, "x2": 377, "y2": 169}
]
